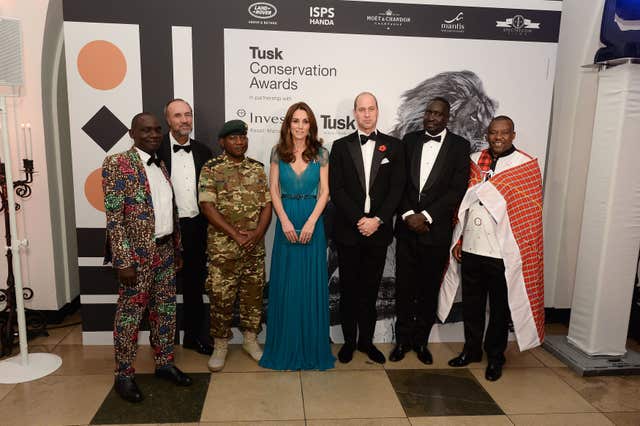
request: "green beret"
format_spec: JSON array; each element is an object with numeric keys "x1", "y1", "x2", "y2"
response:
[{"x1": 218, "y1": 119, "x2": 248, "y2": 138}]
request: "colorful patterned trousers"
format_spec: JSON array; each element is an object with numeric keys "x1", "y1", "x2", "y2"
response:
[{"x1": 113, "y1": 240, "x2": 177, "y2": 377}]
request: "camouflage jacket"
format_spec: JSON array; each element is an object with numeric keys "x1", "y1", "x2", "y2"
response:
[{"x1": 198, "y1": 154, "x2": 271, "y2": 259}]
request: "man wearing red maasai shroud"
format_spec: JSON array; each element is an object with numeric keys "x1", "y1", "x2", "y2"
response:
[{"x1": 438, "y1": 115, "x2": 544, "y2": 382}]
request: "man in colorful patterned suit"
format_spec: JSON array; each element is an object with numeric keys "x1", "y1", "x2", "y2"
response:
[{"x1": 102, "y1": 112, "x2": 192, "y2": 403}]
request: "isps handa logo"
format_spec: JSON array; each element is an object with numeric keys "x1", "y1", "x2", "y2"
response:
[
  {"x1": 248, "y1": 2, "x2": 278, "y2": 25},
  {"x1": 309, "y1": 6, "x2": 335, "y2": 26}
]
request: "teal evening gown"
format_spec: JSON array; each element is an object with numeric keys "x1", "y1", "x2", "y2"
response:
[{"x1": 259, "y1": 146, "x2": 335, "y2": 370}]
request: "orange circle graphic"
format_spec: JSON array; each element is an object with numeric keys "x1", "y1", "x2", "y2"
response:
[
  {"x1": 77, "y1": 40, "x2": 127, "y2": 90},
  {"x1": 85, "y1": 168, "x2": 105, "y2": 212}
]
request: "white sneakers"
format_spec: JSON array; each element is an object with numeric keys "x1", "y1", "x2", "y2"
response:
[
  {"x1": 242, "y1": 331, "x2": 263, "y2": 362},
  {"x1": 207, "y1": 338, "x2": 228, "y2": 372},
  {"x1": 207, "y1": 333, "x2": 263, "y2": 372}
]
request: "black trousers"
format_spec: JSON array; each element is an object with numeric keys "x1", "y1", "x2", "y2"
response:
[
  {"x1": 336, "y1": 243, "x2": 387, "y2": 347},
  {"x1": 461, "y1": 251, "x2": 510, "y2": 364},
  {"x1": 178, "y1": 215, "x2": 209, "y2": 340},
  {"x1": 394, "y1": 237, "x2": 449, "y2": 346}
]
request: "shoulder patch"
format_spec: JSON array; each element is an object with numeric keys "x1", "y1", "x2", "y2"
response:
[
  {"x1": 246, "y1": 157, "x2": 264, "y2": 167},
  {"x1": 205, "y1": 156, "x2": 225, "y2": 168}
]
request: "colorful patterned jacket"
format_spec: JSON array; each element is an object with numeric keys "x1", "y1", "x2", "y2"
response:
[{"x1": 102, "y1": 147, "x2": 181, "y2": 270}]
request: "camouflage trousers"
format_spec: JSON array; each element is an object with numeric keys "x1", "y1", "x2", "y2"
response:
[
  {"x1": 205, "y1": 254, "x2": 265, "y2": 339},
  {"x1": 113, "y1": 240, "x2": 177, "y2": 377}
]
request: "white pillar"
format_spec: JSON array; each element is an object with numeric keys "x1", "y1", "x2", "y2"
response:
[{"x1": 568, "y1": 62, "x2": 640, "y2": 356}]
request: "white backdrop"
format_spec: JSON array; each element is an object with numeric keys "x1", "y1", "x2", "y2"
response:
[{"x1": 225, "y1": 28, "x2": 557, "y2": 171}]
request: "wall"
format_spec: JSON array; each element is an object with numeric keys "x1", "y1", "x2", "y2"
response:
[
  {"x1": 543, "y1": 0, "x2": 604, "y2": 308},
  {"x1": 0, "y1": 0, "x2": 77, "y2": 311}
]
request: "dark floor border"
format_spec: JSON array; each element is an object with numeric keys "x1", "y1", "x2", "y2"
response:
[{"x1": 42, "y1": 295, "x2": 81, "y2": 324}]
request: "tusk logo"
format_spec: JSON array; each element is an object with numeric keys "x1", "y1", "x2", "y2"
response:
[
  {"x1": 444, "y1": 12, "x2": 464, "y2": 24},
  {"x1": 248, "y1": 2, "x2": 278, "y2": 20}
]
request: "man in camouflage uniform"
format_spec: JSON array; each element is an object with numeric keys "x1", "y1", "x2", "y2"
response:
[{"x1": 198, "y1": 119, "x2": 272, "y2": 371}]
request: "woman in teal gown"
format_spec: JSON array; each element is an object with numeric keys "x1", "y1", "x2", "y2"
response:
[{"x1": 259, "y1": 102, "x2": 335, "y2": 370}]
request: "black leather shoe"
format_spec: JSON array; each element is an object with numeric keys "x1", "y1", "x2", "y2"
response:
[
  {"x1": 389, "y1": 343, "x2": 411, "y2": 362},
  {"x1": 338, "y1": 343, "x2": 355, "y2": 363},
  {"x1": 183, "y1": 335, "x2": 214, "y2": 355},
  {"x1": 155, "y1": 365, "x2": 193, "y2": 386},
  {"x1": 415, "y1": 344, "x2": 433, "y2": 365},
  {"x1": 358, "y1": 344, "x2": 386, "y2": 364},
  {"x1": 448, "y1": 351, "x2": 483, "y2": 367},
  {"x1": 485, "y1": 362, "x2": 503, "y2": 381},
  {"x1": 114, "y1": 376, "x2": 143, "y2": 403}
]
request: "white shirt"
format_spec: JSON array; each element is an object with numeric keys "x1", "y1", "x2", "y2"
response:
[
  {"x1": 461, "y1": 148, "x2": 531, "y2": 258},
  {"x1": 358, "y1": 129, "x2": 376, "y2": 214},
  {"x1": 462, "y1": 200, "x2": 501, "y2": 258},
  {"x1": 402, "y1": 128, "x2": 447, "y2": 223},
  {"x1": 169, "y1": 133, "x2": 199, "y2": 218},
  {"x1": 135, "y1": 147, "x2": 174, "y2": 238}
]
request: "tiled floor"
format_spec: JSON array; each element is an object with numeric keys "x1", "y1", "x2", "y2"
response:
[{"x1": 2, "y1": 314, "x2": 640, "y2": 425}]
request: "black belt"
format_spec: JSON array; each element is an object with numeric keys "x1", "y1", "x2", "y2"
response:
[
  {"x1": 281, "y1": 194, "x2": 316, "y2": 199},
  {"x1": 155, "y1": 235, "x2": 172, "y2": 245}
]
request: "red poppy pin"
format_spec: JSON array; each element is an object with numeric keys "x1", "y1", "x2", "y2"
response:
[{"x1": 378, "y1": 145, "x2": 387, "y2": 152}]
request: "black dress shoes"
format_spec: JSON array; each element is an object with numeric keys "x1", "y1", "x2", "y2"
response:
[
  {"x1": 485, "y1": 362, "x2": 503, "y2": 381},
  {"x1": 155, "y1": 364, "x2": 193, "y2": 386},
  {"x1": 415, "y1": 344, "x2": 433, "y2": 365},
  {"x1": 338, "y1": 343, "x2": 355, "y2": 363},
  {"x1": 448, "y1": 351, "x2": 483, "y2": 367},
  {"x1": 389, "y1": 343, "x2": 412, "y2": 362},
  {"x1": 114, "y1": 376, "x2": 143, "y2": 403},
  {"x1": 358, "y1": 344, "x2": 386, "y2": 364},
  {"x1": 183, "y1": 336, "x2": 214, "y2": 355}
]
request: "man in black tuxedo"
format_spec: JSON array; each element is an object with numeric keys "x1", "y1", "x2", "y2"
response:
[
  {"x1": 391, "y1": 97, "x2": 470, "y2": 364},
  {"x1": 329, "y1": 92, "x2": 406, "y2": 364},
  {"x1": 158, "y1": 98, "x2": 218, "y2": 355}
]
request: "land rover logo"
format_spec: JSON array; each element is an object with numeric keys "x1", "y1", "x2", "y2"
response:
[{"x1": 248, "y1": 2, "x2": 278, "y2": 20}]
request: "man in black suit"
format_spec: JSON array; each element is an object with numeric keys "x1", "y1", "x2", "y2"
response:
[
  {"x1": 329, "y1": 92, "x2": 406, "y2": 364},
  {"x1": 158, "y1": 98, "x2": 218, "y2": 355},
  {"x1": 391, "y1": 97, "x2": 470, "y2": 364}
]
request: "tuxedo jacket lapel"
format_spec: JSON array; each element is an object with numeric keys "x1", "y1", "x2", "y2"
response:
[
  {"x1": 189, "y1": 138, "x2": 202, "y2": 182},
  {"x1": 160, "y1": 134, "x2": 173, "y2": 173},
  {"x1": 410, "y1": 137, "x2": 422, "y2": 191},
  {"x1": 346, "y1": 132, "x2": 366, "y2": 192},
  {"x1": 421, "y1": 132, "x2": 452, "y2": 193},
  {"x1": 369, "y1": 138, "x2": 385, "y2": 191}
]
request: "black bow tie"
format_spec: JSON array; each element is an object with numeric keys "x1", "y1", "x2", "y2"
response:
[
  {"x1": 359, "y1": 133, "x2": 376, "y2": 145},
  {"x1": 147, "y1": 156, "x2": 162, "y2": 167},
  {"x1": 173, "y1": 144, "x2": 192, "y2": 153},
  {"x1": 424, "y1": 134, "x2": 442, "y2": 143}
]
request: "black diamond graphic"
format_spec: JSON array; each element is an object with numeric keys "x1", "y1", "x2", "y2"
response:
[{"x1": 82, "y1": 106, "x2": 129, "y2": 152}]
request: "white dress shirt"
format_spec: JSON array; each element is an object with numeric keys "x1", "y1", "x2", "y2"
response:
[
  {"x1": 169, "y1": 133, "x2": 199, "y2": 218},
  {"x1": 402, "y1": 128, "x2": 446, "y2": 224},
  {"x1": 461, "y1": 148, "x2": 531, "y2": 258},
  {"x1": 358, "y1": 129, "x2": 376, "y2": 214},
  {"x1": 135, "y1": 147, "x2": 174, "y2": 238}
]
